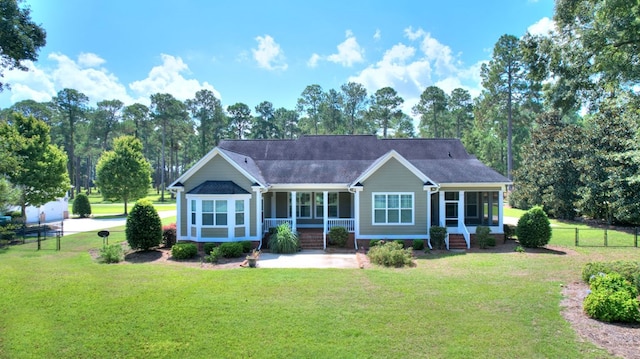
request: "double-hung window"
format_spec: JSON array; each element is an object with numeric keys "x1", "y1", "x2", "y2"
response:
[
  {"x1": 315, "y1": 192, "x2": 338, "y2": 218},
  {"x1": 296, "y1": 192, "x2": 312, "y2": 218},
  {"x1": 373, "y1": 193, "x2": 413, "y2": 225},
  {"x1": 202, "y1": 200, "x2": 227, "y2": 226},
  {"x1": 235, "y1": 200, "x2": 244, "y2": 226}
]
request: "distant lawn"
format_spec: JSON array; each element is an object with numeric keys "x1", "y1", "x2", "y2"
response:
[
  {"x1": 1, "y1": 226, "x2": 636, "y2": 357},
  {"x1": 68, "y1": 188, "x2": 176, "y2": 217}
]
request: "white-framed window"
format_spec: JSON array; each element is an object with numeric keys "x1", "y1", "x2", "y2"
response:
[
  {"x1": 296, "y1": 192, "x2": 312, "y2": 218},
  {"x1": 190, "y1": 199, "x2": 196, "y2": 225},
  {"x1": 444, "y1": 191, "x2": 459, "y2": 227},
  {"x1": 315, "y1": 192, "x2": 338, "y2": 218},
  {"x1": 372, "y1": 193, "x2": 414, "y2": 225},
  {"x1": 235, "y1": 200, "x2": 244, "y2": 226},
  {"x1": 202, "y1": 199, "x2": 227, "y2": 226}
]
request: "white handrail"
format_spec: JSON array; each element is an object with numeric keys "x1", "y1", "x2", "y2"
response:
[
  {"x1": 263, "y1": 218, "x2": 292, "y2": 232},
  {"x1": 327, "y1": 218, "x2": 355, "y2": 232}
]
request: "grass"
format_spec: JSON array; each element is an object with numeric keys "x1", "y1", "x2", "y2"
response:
[
  {"x1": 68, "y1": 188, "x2": 176, "y2": 217},
  {"x1": 1, "y1": 221, "x2": 636, "y2": 358}
]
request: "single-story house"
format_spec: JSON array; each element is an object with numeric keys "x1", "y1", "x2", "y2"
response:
[{"x1": 168, "y1": 135, "x2": 511, "y2": 250}]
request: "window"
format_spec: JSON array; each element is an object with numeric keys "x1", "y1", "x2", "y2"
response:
[
  {"x1": 373, "y1": 193, "x2": 413, "y2": 225},
  {"x1": 190, "y1": 200, "x2": 196, "y2": 225},
  {"x1": 315, "y1": 192, "x2": 338, "y2": 218},
  {"x1": 444, "y1": 191, "x2": 459, "y2": 227},
  {"x1": 235, "y1": 200, "x2": 244, "y2": 226},
  {"x1": 296, "y1": 192, "x2": 311, "y2": 218},
  {"x1": 202, "y1": 200, "x2": 227, "y2": 226}
]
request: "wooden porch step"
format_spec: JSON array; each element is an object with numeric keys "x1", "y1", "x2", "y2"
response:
[{"x1": 448, "y1": 234, "x2": 468, "y2": 250}]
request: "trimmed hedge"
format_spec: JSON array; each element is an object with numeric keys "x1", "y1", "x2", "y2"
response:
[
  {"x1": 172, "y1": 243, "x2": 198, "y2": 260},
  {"x1": 72, "y1": 193, "x2": 92, "y2": 218},
  {"x1": 219, "y1": 242, "x2": 243, "y2": 258},
  {"x1": 516, "y1": 206, "x2": 551, "y2": 248},
  {"x1": 583, "y1": 272, "x2": 640, "y2": 323},
  {"x1": 430, "y1": 226, "x2": 447, "y2": 250},
  {"x1": 412, "y1": 239, "x2": 425, "y2": 250},
  {"x1": 328, "y1": 226, "x2": 348, "y2": 247},
  {"x1": 125, "y1": 199, "x2": 162, "y2": 251}
]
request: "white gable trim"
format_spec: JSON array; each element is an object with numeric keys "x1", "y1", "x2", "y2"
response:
[
  {"x1": 350, "y1": 150, "x2": 436, "y2": 186},
  {"x1": 168, "y1": 147, "x2": 265, "y2": 189}
]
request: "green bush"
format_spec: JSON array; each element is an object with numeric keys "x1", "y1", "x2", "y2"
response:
[
  {"x1": 203, "y1": 242, "x2": 217, "y2": 255},
  {"x1": 206, "y1": 247, "x2": 222, "y2": 263},
  {"x1": 582, "y1": 261, "x2": 640, "y2": 292},
  {"x1": 393, "y1": 240, "x2": 405, "y2": 248},
  {"x1": 369, "y1": 239, "x2": 382, "y2": 247},
  {"x1": 240, "y1": 240, "x2": 252, "y2": 253},
  {"x1": 367, "y1": 241, "x2": 413, "y2": 267},
  {"x1": 328, "y1": 226, "x2": 348, "y2": 247},
  {"x1": 99, "y1": 244, "x2": 124, "y2": 263},
  {"x1": 219, "y1": 242, "x2": 243, "y2": 258},
  {"x1": 583, "y1": 272, "x2": 640, "y2": 323},
  {"x1": 476, "y1": 226, "x2": 493, "y2": 249},
  {"x1": 162, "y1": 223, "x2": 176, "y2": 248},
  {"x1": 412, "y1": 239, "x2": 425, "y2": 250},
  {"x1": 516, "y1": 206, "x2": 551, "y2": 248},
  {"x1": 430, "y1": 226, "x2": 447, "y2": 250},
  {"x1": 72, "y1": 193, "x2": 92, "y2": 218},
  {"x1": 125, "y1": 199, "x2": 162, "y2": 251},
  {"x1": 171, "y1": 243, "x2": 198, "y2": 260},
  {"x1": 268, "y1": 223, "x2": 299, "y2": 254},
  {"x1": 504, "y1": 224, "x2": 516, "y2": 240}
]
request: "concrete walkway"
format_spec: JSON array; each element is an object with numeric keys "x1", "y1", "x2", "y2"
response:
[{"x1": 257, "y1": 250, "x2": 359, "y2": 269}]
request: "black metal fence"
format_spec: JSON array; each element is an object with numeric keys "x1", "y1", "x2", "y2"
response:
[{"x1": 554, "y1": 227, "x2": 639, "y2": 247}]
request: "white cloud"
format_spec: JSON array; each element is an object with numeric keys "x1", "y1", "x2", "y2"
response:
[
  {"x1": 251, "y1": 35, "x2": 287, "y2": 71},
  {"x1": 404, "y1": 26, "x2": 427, "y2": 41},
  {"x1": 129, "y1": 53, "x2": 220, "y2": 103},
  {"x1": 327, "y1": 30, "x2": 365, "y2": 67},
  {"x1": 373, "y1": 29, "x2": 381, "y2": 41},
  {"x1": 307, "y1": 53, "x2": 321, "y2": 68},
  {"x1": 77, "y1": 52, "x2": 106, "y2": 68},
  {"x1": 0, "y1": 60, "x2": 56, "y2": 104},
  {"x1": 527, "y1": 17, "x2": 555, "y2": 36}
]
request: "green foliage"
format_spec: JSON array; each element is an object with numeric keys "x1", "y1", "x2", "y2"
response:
[
  {"x1": 0, "y1": 178, "x2": 19, "y2": 214},
  {"x1": 393, "y1": 240, "x2": 405, "y2": 248},
  {"x1": 516, "y1": 206, "x2": 552, "y2": 248},
  {"x1": 240, "y1": 240, "x2": 252, "y2": 253},
  {"x1": 95, "y1": 136, "x2": 152, "y2": 215},
  {"x1": 99, "y1": 244, "x2": 124, "y2": 263},
  {"x1": 514, "y1": 245, "x2": 525, "y2": 253},
  {"x1": 205, "y1": 247, "x2": 221, "y2": 263},
  {"x1": 328, "y1": 226, "x2": 348, "y2": 247},
  {"x1": 583, "y1": 273, "x2": 640, "y2": 323},
  {"x1": 125, "y1": 199, "x2": 162, "y2": 251},
  {"x1": 72, "y1": 193, "x2": 92, "y2": 218},
  {"x1": 412, "y1": 239, "x2": 425, "y2": 251},
  {"x1": 162, "y1": 223, "x2": 176, "y2": 248},
  {"x1": 582, "y1": 261, "x2": 640, "y2": 292},
  {"x1": 430, "y1": 226, "x2": 447, "y2": 250},
  {"x1": 203, "y1": 242, "x2": 217, "y2": 255},
  {"x1": 476, "y1": 226, "x2": 493, "y2": 249},
  {"x1": 369, "y1": 239, "x2": 381, "y2": 247},
  {"x1": 367, "y1": 241, "x2": 414, "y2": 267},
  {"x1": 268, "y1": 223, "x2": 299, "y2": 254},
  {"x1": 504, "y1": 224, "x2": 516, "y2": 240},
  {"x1": 218, "y1": 242, "x2": 243, "y2": 258},
  {"x1": 171, "y1": 243, "x2": 198, "y2": 260}
]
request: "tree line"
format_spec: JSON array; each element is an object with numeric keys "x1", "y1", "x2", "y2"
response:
[{"x1": 1, "y1": 0, "x2": 639, "y2": 225}]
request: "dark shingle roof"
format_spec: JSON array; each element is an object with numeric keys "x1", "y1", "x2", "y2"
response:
[
  {"x1": 187, "y1": 181, "x2": 250, "y2": 195},
  {"x1": 216, "y1": 135, "x2": 509, "y2": 185}
]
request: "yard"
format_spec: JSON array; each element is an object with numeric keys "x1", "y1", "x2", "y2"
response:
[{"x1": 0, "y1": 208, "x2": 638, "y2": 358}]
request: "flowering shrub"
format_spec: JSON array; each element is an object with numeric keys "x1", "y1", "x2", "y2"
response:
[{"x1": 162, "y1": 223, "x2": 177, "y2": 248}]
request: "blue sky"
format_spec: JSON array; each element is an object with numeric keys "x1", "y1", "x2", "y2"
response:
[{"x1": 0, "y1": 0, "x2": 555, "y2": 116}]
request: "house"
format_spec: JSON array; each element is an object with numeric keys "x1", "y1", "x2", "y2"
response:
[{"x1": 168, "y1": 135, "x2": 511, "y2": 250}]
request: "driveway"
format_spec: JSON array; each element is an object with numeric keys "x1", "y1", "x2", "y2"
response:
[{"x1": 48, "y1": 211, "x2": 175, "y2": 235}]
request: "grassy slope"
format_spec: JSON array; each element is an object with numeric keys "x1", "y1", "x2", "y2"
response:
[{"x1": 1, "y1": 224, "x2": 633, "y2": 358}]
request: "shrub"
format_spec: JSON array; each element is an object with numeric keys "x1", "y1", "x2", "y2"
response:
[
  {"x1": 171, "y1": 243, "x2": 198, "y2": 260},
  {"x1": 328, "y1": 226, "x2": 348, "y2": 247},
  {"x1": 504, "y1": 224, "x2": 516, "y2": 240},
  {"x1": 412, "y1": 239, "x2": 425, "y2": 250},
  {"x1": 240, "y1": 240, "x2": 252, "y2": 253},
  {"x1": 203, "y1": 242, "x2": 217, "y2": 255},
  {"x1": 205, "y1": 247, "x2": 222, "y2": 263},
  {"x1": 582, "y1": 261, "x2": 640, "y2": 292},
  {"x1": 393, "y1": 240, "x2": 405, "y2": 248},
  {"x1": 367, "y1": 241, "x2": 413, "y2": 267},
  {"x1": 125, "y1": 199, "x2": 162, "y2": 251},
  {"x1": 268, "y1": 223, "x2": 299, "y2": 254},
  {"x1": 583, "y1": 272, "x2": 640, "y2": 323},
  {"x1": 162, "y1": 223, "x2": 177, "y2": 248},
  {"x1": 516, "y1": 206, "x2": 551, "y2": 248},
  {"x1": 369, "y1": 239, "x2": 382, "y2": 247},
  {"x1": 430, "y1": 226, "x2": 447, "y2": 250},
  {"x1": 476, "y1": 226, "x2": 493, "y2": 249},
  {"x1": 219, "y1": 242, "x2": 244, "y2": 258},
  {"x1": 514, "y1": 245, "x2": 525, "y2": 253},
  {"x1": 72, "y1": 193, "x2": 92, "y2": 218},
  {"x1": 99, "y1": 243, "x2": 124, "y2": 263}
]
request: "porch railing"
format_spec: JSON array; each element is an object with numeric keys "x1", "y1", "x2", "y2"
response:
[
  {"x1": 263, "y1": 218, "x2": 293, "y2": 232},
  {"x1": 327, "y1": 218, "x2": 355, "y2": 232},
  {"x1": 460, "y1": 223, "x2": 470, "y2": 249}
]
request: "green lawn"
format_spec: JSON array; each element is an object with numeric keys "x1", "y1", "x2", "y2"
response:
[
  {"x1": 1, "y1": 220, "x2": 635, "y2": 358},
  {"x1": 69, "y1": 188, "x2": 176, "y2": 217}
]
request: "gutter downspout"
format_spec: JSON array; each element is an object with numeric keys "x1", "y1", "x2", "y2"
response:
[{"x1": 424, "y1": 184, "x2": 440, "y2": 250}]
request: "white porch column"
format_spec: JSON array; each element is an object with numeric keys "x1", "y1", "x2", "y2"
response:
[
  {"x1": 426, "y1": 190, "x2": 432, "y2": 249},
  {"x1": 498, "y1": 189, "x2": 504, "y2": 229},
  {"x1": 291, "y1": 191, "x2": 297, "y2": 232},
  {"x1": 175, "y1": 189, "x2": 183, "y2": 240},
  {"x1": 245, "y1": 197, "x2": 251, "y2": 238},
  {"x1": 270, "y1": 192, "x2": 276, "y2": 219},
  {"x1": 323, "y1": 191, "x2": 328, "y2": 250},
  {"x1": 458, "y1": 191, "x2": 465, "y2": 228},
  {"x1": 439, "y1": 191, "x2": 445, "y2": 227},
  {"x1": 196, "y1": 200, "x2": 201, "y2": 239},
  {"x1": 253, "y1": 188, "x2": 262, "y2": 238},
  {"x1": 353, "y1": 189, "x2": 361, "y2": 249}
]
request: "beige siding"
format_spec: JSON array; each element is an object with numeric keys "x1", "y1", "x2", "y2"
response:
[
  {"x1": 180, "y1": 155, "x2": 256, "y2": 240},
  {"x1": 235, "y1": 227, "x2": 245, "y2": 237},
  {"x1": 360, "y1": 158, "x2": 427, "y2": 236},
  {"x1": 202, "y1": 228, "x2": 227, "y2": 237},
  {"x1": 180, "y1": 192, "x2": 188, "y2": 237}
]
